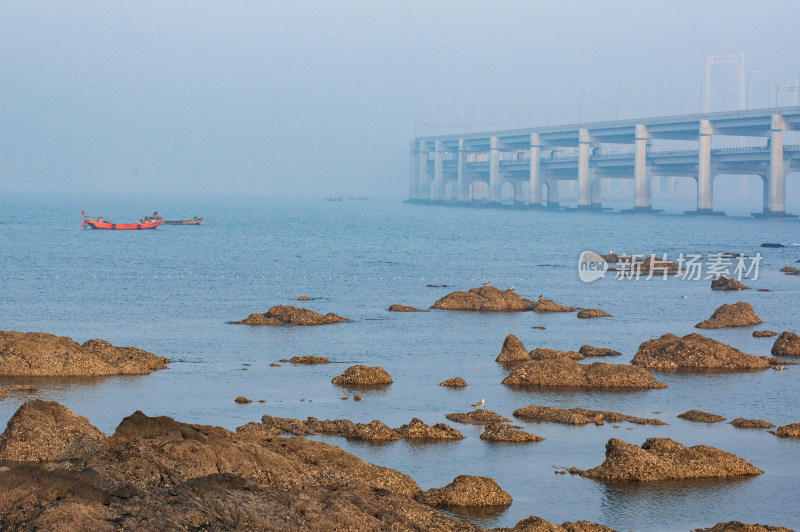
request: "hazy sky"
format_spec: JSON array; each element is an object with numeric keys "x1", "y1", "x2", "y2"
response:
[{"x1": 2, "y1": 0, "x2": 800, "y2": 197}]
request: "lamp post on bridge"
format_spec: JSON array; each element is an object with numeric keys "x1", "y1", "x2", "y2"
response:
[
  {"x1": 636, "y1": 90, "x2": 645, "y2": 117},
  {"x1": 674, "y1": 88, "x2": 683, "y2": 114},
  {"x1": 615, "y1": 83, "x2": 624, "y2": 120},
  {"x1": 656, "y1": 79, "x2": 667, "y2": 116}
]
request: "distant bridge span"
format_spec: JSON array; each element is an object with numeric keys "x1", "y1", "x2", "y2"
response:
[{"x1": 409, "y1": 107, "x2": 800, "y2": 216}]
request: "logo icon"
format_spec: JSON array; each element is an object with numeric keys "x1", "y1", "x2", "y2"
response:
[{"x1": 578, "y1": 251, "x2": 607, "y2": 283}]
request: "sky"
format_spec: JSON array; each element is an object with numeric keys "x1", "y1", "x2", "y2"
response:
[{"x1": 2, "y1": 0, "x2": 800, "y2": 197}]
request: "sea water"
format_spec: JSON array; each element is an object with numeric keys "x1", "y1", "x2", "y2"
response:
[{"x1": 1, "y1": 193, "x2": 799, "y2": 531}]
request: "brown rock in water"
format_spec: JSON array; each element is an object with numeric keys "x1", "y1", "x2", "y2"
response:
[
  {"x1": 445, "y1": 409, "x2": 511, "y2": 425},
  {"x1": 779, "y1": 265, "x2": 800, "y2": 273},
  {"x1": 234, "y1": 396, "x2": 252, "y2": 404},
  {"x1": 440, "y1": 377, "x2": 468, "y2": 387},
  {"x1": 0, "y1": 400, "x2": 106, "y2": 462},
  {"x1": 418, "y1": 475, "x2": 512, "y2": 507},
  {"x1": 693, "y1": 522, "x2": 794, "y2": 532},
  {"x1": 678, "y1": 410, "x2": 726, "y2": 423},
  {"x1": 0, "y1": 384, "x2": 39, "y2": 400},
  {"x1": 344, "y1": 420, "x2": 402, "y2": 441},
  {"x1": 695, "y1": 302, "x2": 763, "y2": 329},
  {"x1": 388, "y1": 304, "x2": 427, "y2": 312},
  {"x1": 711, "y1": 276, "x2": 750, "y2": 291},
  {"x1": 579, "y1": 345, "x2": 622, "y2": 357},
  {"x1": 281, "y1": 355, "x2": 331, "y2": 364},
  {"x1": 394, "y1": 418, "x2": 464, "y2": 440},
  {"x1": 753, "y1": 330, "x2": 778, "y2": 338},
  {"x1": 638, "y1": 255, "x2": 682, "y2": 275},
  {"x1": 771, "y1": 331, "x2": 800, "y2": 357},
  {"x1": 577, "y1": 308, "x2": 613, "y2": 318},
  {"x1": 769, "y1": 423, "x2": 800, "y2": 438},
  {"x1": 730, "y1": 418, "x2": 775, "y2": 429},
  {"x1": 576, "y1": 437, "x2": 763, "y2": 481},
  {"x1": 756, "y1": 288, "x2": 773, "y2": 292},
  {"x1": 532, "y1": 298, "x2": 577, "y2": 312},
  {"x1": 0, "y1": 330, "x2": 169, "y2": 377},
  {"x1": 497, "y1": 334, "x2": 530, "y2": 362},
  {"x1": 431, "y1": 285, "x2": 535, "y2": 311},
  {"x1": 513, "y1": 405, "x2": 665, "y2": 426},
  {"x1": 296, "y1": 296, "x2": 311, "y2": 301},
  {"x1": 528, "y1": 348, "x2": 584, "y2": 361},
  {"x1": 512, "y1": 516, "x2": 617, "y2": 531},
  {"x1": 233, "y1": 305, "x2": 348, "y2": 326},
  {"x1": 632, "y1": 333, "x2": 774, "y2": 371},
  {"x1": 479, "y1": 423, "x2": 543, "y2": 443},
  {"x1": 332, "y1": 365, "x2": 393, "y2": 386},
  {"x1": 502, "y1": 358, "x2": 666, "y2": 390}
]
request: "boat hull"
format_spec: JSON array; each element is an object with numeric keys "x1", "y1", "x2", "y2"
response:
[
  {"x1": 162, "y1": 217, "x2": 203, "y2": 225},
  {"x1": 85, "y1": 220, "x2": 161, "y2": 230}
]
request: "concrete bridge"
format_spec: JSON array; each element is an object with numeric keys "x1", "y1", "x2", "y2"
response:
[{"x1": 409, "y1": 106, "x2": 800, "y2": 216}]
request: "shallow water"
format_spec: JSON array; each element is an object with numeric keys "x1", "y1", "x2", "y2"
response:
[{"x1": 1, "y1": 193, "x2": 799, "y2": 530}]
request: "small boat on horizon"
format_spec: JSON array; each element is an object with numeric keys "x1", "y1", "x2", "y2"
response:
[
  {"x1": 162, "y1": 216, "x2": 204, "y2": 225},
  {"x1": 82, "y1": 210, "x2": 162, "y2": 230},
  {"x1": 325, "y1": 196, "x2": 344, "y2": 202}
]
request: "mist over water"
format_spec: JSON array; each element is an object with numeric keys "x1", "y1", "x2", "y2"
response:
[{"x1": 1, "y1": 194, "x2": 799, "y2": 530}]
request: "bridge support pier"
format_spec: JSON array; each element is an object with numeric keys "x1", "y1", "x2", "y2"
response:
[
  {"x1": 434, "y1": 140, "x2": 445, "y2": 201},
  {"x1": 457, "y1": 139, "x2": 469, "y2": 202},
  {"x1": 418, "y1": 141, "x2": 431, "y2": 200},
  {"x1": 489, "y1": 136, "x2": 502, "y2": 202},
  {"x1": 577, "y1": 129, "x2": 598, "y2": 209},
  {"x1": 546, "y1": 181, "x2": 559, "y2": 207},
  {"x1": 685, "y1": 119, "x2": 724, "y2": 215},
  {"x1": 631, "y1": 124, "x2": 656, "y2": 212},
  {"x1": 409, "y1": 141, "x2": 420, "y2": 199},
  {"x1": 529, "y1": 133, "x2": 543, "y2": 206}
]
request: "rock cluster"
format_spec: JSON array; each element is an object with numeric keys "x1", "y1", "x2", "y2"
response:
[
  {"x1": 576, "y1": 308, "x2": 612, "y2": 318},
  {"x1": 417, "y1": 475, "x2": 512, "y2": 508},
  {"x1": 479, "y1": 423, "x2": 543, "y2": 443},
  {"x1": 769, "y1": 423, "x2": 800, "y2": 438},
  {"x1": 233, "y1": 305, "x2": 348, "y2": 325},
  {"x1": 695, "y1": 302, "x2": 762, "y2": 329},
  {"x1": 730, "y1": 418, "x2": 775, "y2": 429},
  {"x1": 579, "y1": 345, "x2": 622, "y2": 357},
  {"x1": 631, "y1": 333, "x2": 775, "y2": 371},
  {"x1": 388, "y1": 304, "x2": 427, "y2": 312},
  {"x1": 280, "y1": 355, "x2": 331, "y2": 364},
  {"x1": 678, "y1": 410, "x2": 726, "y2": 423},
  {"x1": 256, "y1": 414, "x2": 464, "y2": 442},
  {"x1": 0, "y1": 330, "x2": 169, "y2": 377},
  {"x1": 445, "y1": 409, "x2": 511, "y2": 425},
  {"x1": 502, "y1": 358, "x2": 666, "y2": 390},
  {"x1": 771, "y1": 331, "x2": 800, "y2": 357},
  {"x1": 440, "y1": 377, "x2": 467, "y2": 387},
  {"x1": 513, "y1": 405, "x2": 665, "y2": 426},
  {"x1": 575, "y1": 438, "x2": 763, "y2": 481},
  {"x1": 332, "y1": 365, "x2": 393, "y2": 385},
  {"x1": 711, "y1": 276, "x2": 750, "y2": 290},
  {"x1": 431, "y1": 286, "x2": 535, "y2": 311}
]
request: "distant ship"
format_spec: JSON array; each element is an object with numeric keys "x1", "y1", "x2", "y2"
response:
[
  {"x1": 325, "y1": 196, "x2": 344, "y2": 202},
  {"x1": 162, "y1": 216, "x2": 204, "y2": 225}
]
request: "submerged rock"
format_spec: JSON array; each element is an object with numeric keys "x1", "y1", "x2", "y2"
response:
[
  {"x1": 695, "y1": 302, "x2": 762, "y2": 329},
  {"x1": 576, "y1": 308, "x2": 612, "y2": 318},
  {"x1": 502, "y1": 358, "x2": 666, "y2": 390},
  {"x1": 528, "y1": 348, "x2": 584, "y2": 361},
  {"x1": 388, "y1": 304, "x2": 427, "y2": 312},
  {"x1": 445, "y1": 409, "x2": 511, "y2": 425},
  {"x1": 418, "y1": 475, "x2": 512, "y2": 507},
  {"x1": 769, "y1": 423, "x2": 800, "y2": 438},
  {"x1": 431, "y1": 286, "x2": 535, "y2": 311},
  {"x1": 280, "y1": 355, "x2": 331, "y2": 364},
  {"x1": 511, "y1": 516, "x2": 617, "y2": 531},
  {"x1": 0, "y1": 400, "x2": 106, "y2": 462},
  {"x1": 753, "y1": 330, "x2": 778, "y2": 338},
  {"x1": 496, "y1": 334, "x2": 529, "y2": 362},
  {"x1": 532, "y1": 298, "x2": 577, "y2": 313},
  {"x1": 631, "y1": 333, "x2": 774, "y2": 371},
  {"x1": 479, "y1": 423, "x2": 543, "y2": 443},
  {"x1": 576, "y1": 437, "x2": 763, "y2": 481},
  {"x1": 677, "y1": 410, "x2": 726, "y2": 423},
  {"x1": 296, "y1": 296, "x2": 311, "y2": 301},
  {"x1": 332, "y1": 365, "x2": 393, "y2": 386},
  {"x1": 711, "y1": 276, "x2": 750, "y2": 291},
  {"x1": 579, "y1": 345, "x2": 622, "y2": 357},
  {"x1": 0, "y1": 330, "x2": 169, "y2": 377},
  {"x1": 233, "y1": 305, "x2": 348, "y2": 326},
  {"x1": 513, "y1": 405, "x2": 665, "y2": 426},
  {"x1": 394, "y1": 418, "x2": 464, "y2": 440},
  {"x1": 730, "y1": 418, "x2": 775, "y2": 429},
  {"x1": 771, "y1": 331, "x2": 800, "y2": 357},
  {"x1": 440, "y1": 377, "x2": 468, "y2": 387}
]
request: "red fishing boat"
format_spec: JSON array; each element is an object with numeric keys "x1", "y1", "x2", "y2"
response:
[{"x1": 81, "y1": 210, "x2": 162, "y2": 230}]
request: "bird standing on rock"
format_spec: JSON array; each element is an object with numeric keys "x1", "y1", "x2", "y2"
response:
[{"x1": 472, "y1": 398, "x2": 485, "y2": 408}]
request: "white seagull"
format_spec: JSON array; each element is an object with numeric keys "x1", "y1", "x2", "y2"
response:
[{"x1": 471, "y1": 398, "x2": 485, "y2": 408}]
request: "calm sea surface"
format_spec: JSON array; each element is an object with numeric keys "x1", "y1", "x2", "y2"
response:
[{"x1": 1, "y1": 193, "x2": 799, "y2": 531}]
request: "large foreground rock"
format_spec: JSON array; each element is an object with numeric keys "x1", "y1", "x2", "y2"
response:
[
  {"x1": 513, "y1": 405, "x2": 665, "y2": 426},
  {"x1": 233, "y1": 305, "x2": 349, "y2": 325},
  {"x1": 0, "y1": 405, "x2": 499, "y2": 530},
  {"x1": 0, "y1": 400, "x2": 106, "y2": 462},
  {"x1": 711, "y1": 276, "x2": 750, "y2": 291},
  {"x1": 695, "y1": 302, "x2": 762, "y2": 329},
  {"x1": 332, "y1": 365, "x2": 393, "y2": 385},
  {"x1": 417, "y1": 475, "x2": 512, "y2": 507},
  {"x1": 497, "y1": 334, "x2": 530, "y2": 362},
  {"x1": 576, "y1": 438, "x2": 763, "y2": 481},
  {"x1": 632, "y1": 333, "x2": 775, "y2": 371},
  {"x1": 502, "y1": 358, "x2": 666, "y2": 390},
  {"x1": 0, "y1": 330, "x2": 169, "y2": 377},
  {"x1": 431, "y1": 286, "x2": 535, "y2": 311},
  {"x1": 771, "y1": 331, "x2": 800, "y2": 357}
]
